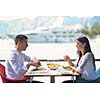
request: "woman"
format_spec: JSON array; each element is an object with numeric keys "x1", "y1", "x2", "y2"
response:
[{"x1": 63, "y1": 36, "x2": 97, "y2": 83}]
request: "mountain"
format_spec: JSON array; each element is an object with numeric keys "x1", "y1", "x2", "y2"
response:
[{"x1": 0, "y1": 16, "x2": 100, "y2": 38}]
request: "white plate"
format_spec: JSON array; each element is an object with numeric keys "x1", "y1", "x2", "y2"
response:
[
  {"x1": 30, "y1": 70, "x2": 49, "y2": 74},
  {"x1": 59, "y1": 69, "x2": 73, "y2": 74}
]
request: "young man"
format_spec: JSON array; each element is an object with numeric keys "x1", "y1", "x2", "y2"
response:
[{"x1": 5, "y1": 34, "x2": 43, "y2": 83}]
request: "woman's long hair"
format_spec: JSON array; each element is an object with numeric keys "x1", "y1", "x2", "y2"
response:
[{"x1": 76, "y1": 36, "x2": 96, "y2": 70}]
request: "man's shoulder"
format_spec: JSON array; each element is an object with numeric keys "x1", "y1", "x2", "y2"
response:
[
  {"x1": 11, "y1": 48, "x2": 19, "y2": 53},
  {"x1": 9, "y1": 48, "x2": 19, "y2": 56}
]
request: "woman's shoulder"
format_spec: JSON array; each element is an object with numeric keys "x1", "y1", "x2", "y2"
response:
[
  {"x1": 85, "y1": 52, "x2": 92, "y2": 55},
  {"x1": 84, "y1": 52, "x2": 93, "y2": 57}
]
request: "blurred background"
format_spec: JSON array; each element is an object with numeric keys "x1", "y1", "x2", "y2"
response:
[{"x1": 0, "y1": 16, "x2": 100, "y2": 60}]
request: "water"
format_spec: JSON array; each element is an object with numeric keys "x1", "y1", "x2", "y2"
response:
[{"x1": 0, "y1": 39, "x2": 100, "y2": 59}]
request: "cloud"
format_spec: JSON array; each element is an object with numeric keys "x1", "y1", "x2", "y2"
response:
[{"x1": 0, "y1": 16, "x2": 36, "y2": 20}]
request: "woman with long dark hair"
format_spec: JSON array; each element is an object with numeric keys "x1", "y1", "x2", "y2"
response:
[{"x1": 63, "y1": 36, "x2": 97, "y2": 83}]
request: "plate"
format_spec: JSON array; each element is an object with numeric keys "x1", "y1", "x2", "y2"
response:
[
  {"x1": 60, "y1": 69, "x2": 73, "y2": 74},
  {"x1": 30, "y1": 70, "x2": 48, "y2": 74}
]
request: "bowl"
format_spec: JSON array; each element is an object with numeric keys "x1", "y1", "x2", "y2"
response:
[{"x1": 47, "y1": 63, "x2": 59, "y2": 70}]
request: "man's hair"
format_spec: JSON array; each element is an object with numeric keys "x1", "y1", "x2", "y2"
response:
[{"x1": 15, "y1": 34, "x2": 28, "y2": 45}]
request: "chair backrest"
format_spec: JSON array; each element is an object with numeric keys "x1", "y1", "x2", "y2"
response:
[
  {"x1": 0, "y1": 64, "x2": 7, "y2": 82},
  {"x1": 0, "y1": 63, "x2": 26, "y2": 83},
  {"x1": 0, "y1": 64, "x2": 6, "y2": 77}
]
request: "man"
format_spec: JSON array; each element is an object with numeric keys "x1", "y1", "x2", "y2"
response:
[{"x1": 5, "y1": 34, "x2": 43, "y2": 83}]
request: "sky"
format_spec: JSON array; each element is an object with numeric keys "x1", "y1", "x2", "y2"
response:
[
  {"x1": 0, "y1": 16, "x2": 37, "y2": 20},
  {"x1": 0, "y1": 0, "x2": 99, "y2": 16},
  {"x1": 0, "y1": 16, "x2": 93, "y2": 21}
]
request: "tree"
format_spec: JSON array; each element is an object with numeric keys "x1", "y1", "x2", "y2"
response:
[
  {"x1": 81, "y1": 22, "x2": 100, "y2": 38},
  {"x1": 91, "y1": 22, "x2": 100, "y2": 35}
]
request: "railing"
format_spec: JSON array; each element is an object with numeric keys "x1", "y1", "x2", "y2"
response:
[
  {"x1": 40, "y1": 59, "x2": 100, "y2": 62},
  {"x1": 0, "y1": 59, "x2": 100, "y2": 62},
  {"x1": 0, "y1": 60, "x2": 5, "y2": 62}
]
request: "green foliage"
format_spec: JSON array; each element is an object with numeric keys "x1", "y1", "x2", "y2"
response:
[
  {"x1": 81, "y1": 26, "x2": 90, "y2": 35},
  {"x1": 81, "y1": 22, "x2": 100, "y2": 38},
  {"x1": 91, "y1": 23, "x2": 100, "y2": 35}
]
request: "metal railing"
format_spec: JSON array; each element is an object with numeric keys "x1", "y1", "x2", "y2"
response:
[
  {"x1": 0, "y1": 59, "x2": 100, "y2": 62},
  {"x1": 40, "y1": 59, "x2": 100, "y2": 62}
]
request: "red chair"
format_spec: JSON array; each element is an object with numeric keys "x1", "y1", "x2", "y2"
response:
[{"x1": 0, "y1": 63, "x2": 27, "y2": 83}]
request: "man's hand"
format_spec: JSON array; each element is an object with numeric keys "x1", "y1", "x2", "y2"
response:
[
  {"x1": 26, "y1": 61, "x2": 41, "y2": 69},
  {"x1": 32, "y1": 58, "x2": 41, "y2": 66}
]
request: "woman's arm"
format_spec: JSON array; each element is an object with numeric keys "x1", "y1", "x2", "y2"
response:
[
  {"x1": 64, "y1": 55, "x2": 74, "y2": 67},
  {"x1": 76, "y1": 53, "x2": 92, "y2": 73}
]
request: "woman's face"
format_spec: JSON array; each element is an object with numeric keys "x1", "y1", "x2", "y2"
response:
[{"x1": 76, "y1": 40, "x2": 86, "y2": 52}]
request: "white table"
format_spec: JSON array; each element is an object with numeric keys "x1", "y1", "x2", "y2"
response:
[{"x1": 25, "y1": 69, "x2": 79, "y2": 83}]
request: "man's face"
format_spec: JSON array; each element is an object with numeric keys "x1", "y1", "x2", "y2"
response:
[{"x1": 19, "y1": 39, "x2": 28, "y2": 51}]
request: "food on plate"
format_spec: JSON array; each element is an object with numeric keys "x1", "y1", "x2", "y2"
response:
[
  {"x1": 31, "y1": 66, "x2": 46, "y2": 71},
  {"x1": 63, "y1": 66, "x2": 72, "y2": 70}
]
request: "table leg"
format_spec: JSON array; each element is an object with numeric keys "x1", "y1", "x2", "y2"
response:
[
  {"x1": 29, "y1": 77, "x2": 34, "y2": 83},
  {"x1": 72, "y1": 76, "x2": 75, "y2": 83},
  {"x1": 50, "y1": 76, "x2": 55, "y2": 83}
]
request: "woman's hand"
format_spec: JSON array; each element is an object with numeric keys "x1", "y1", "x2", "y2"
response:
[
  {"x1": 64, "y1": 55, "x2": 74, "y2": 67},
  {"x1": 70, "y1": 66, "x2": 80, "y2": 75},
  {"x1": 64, "y1": 55, "x2": 70, "y2": 61}
]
